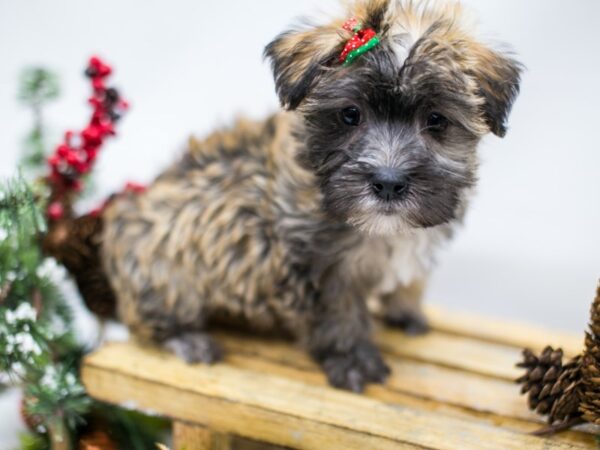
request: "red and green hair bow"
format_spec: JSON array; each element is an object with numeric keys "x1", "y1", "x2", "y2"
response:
[{"x1": 339, "y1": 17, "x2": 381, "y2": 66}]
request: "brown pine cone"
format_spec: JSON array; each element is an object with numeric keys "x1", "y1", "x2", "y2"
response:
[
  {"x1": 42, "y1": 214, "x2": 117, "y2": 320},
  {"x1": 516, "y1": 346, "x2": 583, "y2": 425},
  {"x1": 580, "y1": 282, "x2": 600, "y2": 424},
  {"x1": 79, "y1": 429, "x2": 117, "y2": 450},
  {"x1": 20, "y1": 396, "x2": 42, "y2": 431}
]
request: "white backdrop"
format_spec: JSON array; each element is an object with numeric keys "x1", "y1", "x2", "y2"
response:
[
  {"x1": 1, "y1": 0, "x2": 600, "y2": 445},
  {"x1": 2, "y1": 0, "x2": 599, "y2": 330},
  {"x1": 2, "y1": 0, "x2": 600, "y2": 328}
]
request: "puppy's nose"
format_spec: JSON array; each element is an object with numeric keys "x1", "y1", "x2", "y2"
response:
[{"x1": 371, "y1": 168, "x2": 409, "y2": 201}]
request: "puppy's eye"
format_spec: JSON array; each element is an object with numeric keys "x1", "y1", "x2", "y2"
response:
[
  {"x1": 340, "y1": 106, "x2": 361, "y2": 126},
  {"x1": 426, "y1": 113, "x2": 449, "y2": 133}
]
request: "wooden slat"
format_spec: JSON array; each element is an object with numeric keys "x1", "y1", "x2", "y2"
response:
[
  {"x1": 221, "y1": 325, "x2": 525, "y2": 383},
  {"x1": 221, "y1": 352, "x2": 596, "y2": 447},
  {"x1": 216, "y1": 331, "x2": 596, "y2": 447},
  {"x1": 216, "y1": 333, "x2": 536, "y2": 421},
  {"x1": 172, "y1": 422, "x2": 231, "y2": 450},
  {"x1": 376, "y1": 327, "x2": 522, "y2": 380},
  {"x1": 82, "y1": 342, "x2": 594, "y2": 450},
  {"x1": 424, "y1": 304, "x2": 584, "y2": 357}
]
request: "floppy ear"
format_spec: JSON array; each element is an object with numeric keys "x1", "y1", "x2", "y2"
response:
[
  {"x1": 264, "y1": 23, "x2": 344, "y2": 110},
  {"x1": 471, "y1": 48, "x2": 523, "y2": 137}
]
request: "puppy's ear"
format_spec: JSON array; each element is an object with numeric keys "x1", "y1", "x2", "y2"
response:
[
  {"x1": 471, "y1": 48, "x2": 523, "y2": 137},
  {"x1": 264, "y1": 23, "x2": 343, "y2": 110}
]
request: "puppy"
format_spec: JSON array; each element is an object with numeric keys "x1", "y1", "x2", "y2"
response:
[{"x1": 101, "y1": 0, "x2": 521, "y2": 392}]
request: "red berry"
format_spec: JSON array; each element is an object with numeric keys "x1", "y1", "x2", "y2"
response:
[
  {"x1": 82, "y1": 126, "x2": 102, "y2": 145},
  {"x1": 47, "y1": 202, "x2": 64, "y2": 220},
  {"x1": 124, "y1": 182, "x2": 147, "y2": 194},
  {"x1": 46, "y1": 56, "x2": 127, "y2": 205},
  {"x1": 57, "y1": 144, "x2": 71, "y2": 157},
  {"x1": 89, "y1": 96, "x2": 103, "y2": 109},
  {"x1": 92, "y1": 78, "x2": 105, "y2": 91},
  {"x1": 48, "y1": 155, "x2": 60, "y2": 167},
  {"x1": 88, "y1": 56, "x2": 112, "y2": 77},
  {"x1": 73, "y1": 179, "x2": 83, "y2": 191}
]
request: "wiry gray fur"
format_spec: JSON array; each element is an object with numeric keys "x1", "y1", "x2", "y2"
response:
[{"x1": 101, "y1": 0, "x2": 521, "y2": 392}]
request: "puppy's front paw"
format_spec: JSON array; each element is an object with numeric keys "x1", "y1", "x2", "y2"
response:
[
  {"x1": 164, "y1": 332, "x2": 223, "y2": 364},
  {"x1": 384, "y1": 310, "x2": 430, "y2": 335},
  {"x1": 317, "y1": 340, "x2": 390, "y2": 393}
]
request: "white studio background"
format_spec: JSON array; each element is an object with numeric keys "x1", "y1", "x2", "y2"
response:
[
  {"x1": 0, "y1": 0, "x2": 599, "y2": 445},
  {"x1": 2, "y1": 0, "x2": 599, "y2": 331}
]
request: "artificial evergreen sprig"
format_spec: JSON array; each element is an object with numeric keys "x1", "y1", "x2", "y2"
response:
[
  {"x1": 4, "y1": 59, "x2": 166, "y2": 449},
  {"x1": 18, "y1": 68, "x2": 60, "y2": 175},
  {"x1": 0, "y1": 176, "x2": 88, "y2": 450},
  {"x1": 18, "y1": 68, "x2": 60, "y2": 107},
  {"x1": 0, "y1": 174, "x2": 44, "y2": 230}
]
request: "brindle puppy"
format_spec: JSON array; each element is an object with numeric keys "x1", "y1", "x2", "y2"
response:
[{"x1": 102, "y1": 0, "x2": 522, "y2": 392}]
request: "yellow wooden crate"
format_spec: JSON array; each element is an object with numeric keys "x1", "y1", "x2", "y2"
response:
[{"x1": 81, "y1": 305, "x2": 597, "y2": 449}]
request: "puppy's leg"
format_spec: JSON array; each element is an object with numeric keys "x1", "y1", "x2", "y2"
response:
[
  {"x1": 305, "y1": 277, "x2": 390, "y2": 392},
  {"x1": 163, "y1": 332, "x2": 222, "y2": 364},
  {"x1": 103, "y1": 188, "x2": 224, "y2": 365},
  {"x1": 381, "y1": 279, "x2": 429, "y2": 335},
  {"x1": 122, "y1": 286, "x2": 223, "y2": 365}
]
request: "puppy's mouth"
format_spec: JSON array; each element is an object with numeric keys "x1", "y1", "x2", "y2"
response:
[{"x1": 376, "y1": 201, "x2": 403, "y2": 216}]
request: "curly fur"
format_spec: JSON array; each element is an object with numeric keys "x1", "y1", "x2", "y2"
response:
[{"x1": 101, "y1": 0, "x2": 522, "y2": 391}]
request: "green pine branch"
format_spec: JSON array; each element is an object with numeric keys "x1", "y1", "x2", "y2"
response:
[
  {"x1": 18, "y1": 68, "x2": 59, "y2": 176},
  {"x1": 0, "y1": 176, "x2": 87, "y2": 450},
  {"x1": 19, "y1": 432, "x2": 49, "y2": 450},
  {"x1": 18, "y1": 68, "x2": 59, "y2": 107},
  {"x1": 4, "y1": 65, "x2": 167, "y2": 450}
]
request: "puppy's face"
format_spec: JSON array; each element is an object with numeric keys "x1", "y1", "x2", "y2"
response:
[{"x1": 266, "y1": 0, "x2": 522, "y2": 234}]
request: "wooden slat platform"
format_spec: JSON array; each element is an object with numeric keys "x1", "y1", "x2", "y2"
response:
[{"x1": 81, "y1": 305, "x2": 598, "y2": 449}]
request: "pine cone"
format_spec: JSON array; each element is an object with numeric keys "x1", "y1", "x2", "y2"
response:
[
  {"x1": 580, "y1": 282, "x2": 600, "y2": 424},
  {"x1": 20, "y1": 395, "x2": 42, "y2": 431},
  {"x1": 79, "y1": 429, "x2": 117, "y2": 450},
  {"x1": 516, "y1": 346, "x2": 583, "y2": 425},
  {"x1": 42, "y1": 214, "x2": 117, "y2": 319}
]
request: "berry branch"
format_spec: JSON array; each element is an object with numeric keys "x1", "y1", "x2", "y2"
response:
[{"x1": 46, "y1": 57, "x2": 128, "y2": 222}]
